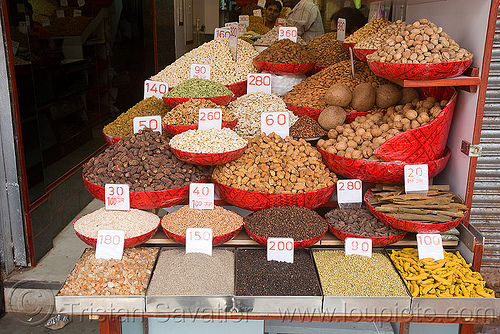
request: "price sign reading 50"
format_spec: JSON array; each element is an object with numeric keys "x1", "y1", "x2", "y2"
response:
[
  {"x1": 278, "y1": 27, "x2": 298, "y2": 43},
  {"x1": 190, "y1": 64, "x2": 211, "y2": 80},
  {"x1": 189, "y1": 183, "x2": 214, "y2": 210},
  {"x1": 337, "y1": 179, "x2": 362, "y2": 207},
  {"x1": 345, "y1": 237, "x2": 372, "y2": 258},
  {"x1": 95, "y1": 229, "x2": 125, "y2": 260},
  {"x1": 133, "y1": 116, "x2": 162, "y2": 134},
  {"x1": 404, "y1": 164, "x2": 428, "y2": 194},
  {"x1": 247, "y1": 73, "x2": 272, "y2": 94},
  {"x1": 267, "y1": 237, "x2": 294, "y2": 263},
  {"x1": 144, "y1": 79, "x2": 168, "y2": 99},
  {"x1": 261, "y1": 112, "x2": 289, "y2": 138},
  {"x1": 186, "y1": 228, "x2": 212, "y2": 256},
  {"x1": 417, "y1": 233, "x2": 444, "y2": 261},
  {"x1": 105, "y1": 184, "x2": 130, "y2": 211}
]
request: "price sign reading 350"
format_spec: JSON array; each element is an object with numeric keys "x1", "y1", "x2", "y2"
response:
[
  {"x1": 345, "y1": 237, "x2": 372, "y2": 258},
  {"x1": 133, "y1": 116, "x2": 162, "y2": 134},
  {"x1": 190, "y1": 64, "x2": 210, "y2": 80},
  {"x1": 337, "y1": 179, "x2": 362, "y2": 208},
  {"x1": 278, "y1": 27, "x2": 298, "y2": 43},
  {"x1": 404, "y1": 164, "x2": 428, "y2": 194},
  {"x1": 267, "y1": 237, "x2": 294, "y2": 263},
  {"x1": 189, "y1": 183, "x2": 214, "y2": 210},
  {"x1": 417, "y1": 233, "x2": 444, "y2": 261},
  {"x1": 261, "y1": 112, "x2": 289, "y2": 138},
  {"x1": 143, "y1": 79, "x2": 168, "y2": 99},
  {"x1": 105, "y1": 184, "x2": 130, "y2": 211},
  {"x1": 198, "y1": 108, "x2": 222, "y2": 130},
  {"x1": 247, "y1": 73, "x2": 271, "y2": 94},
  {"x1": 95, "y1": 229, "x2": 125, "y2": 260},
  {"x1": 186, "y1": 228, "x2": 213, "y2": 256}
]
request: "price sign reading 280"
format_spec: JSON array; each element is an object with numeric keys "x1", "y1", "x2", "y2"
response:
[
  {"x1": 189, "y1": 183, "x2": 214, "y2": 210},
  {"x1": 133, "y1": 116, "x2": 162, "y2": 134},
  {"x1": 345, "y1": 237, "x2": 372, "y2": 258},
  {"x1": 337, "y1": 179, "x2": 362, "y2": 206},
  {"x1": 247, "y1": 73, "x2": 271, "y2": 94},
  {"x1": 278, "y1": 27, "x2": 297, "y2": 43}
]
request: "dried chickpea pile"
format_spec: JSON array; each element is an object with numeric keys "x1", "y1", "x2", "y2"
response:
[
  {"x1": 163, "y1": 99, "x2": 235, "y2": 125},
  {"x1": 254, "y1": 39, "x2": 316, "y2": 64},
  {"x1": 282, "y1": 60, "x2": 387, "y2": 110},
  {"x1": 390, "y1": 248, "x2": 496, "y2": 298},
  {"x1": 317, "y1": 96, "x2": 446, "y2": 159},
  {"x1": 58, "y1": 248, "x2": 158, "y2": 296},
  {"x1": 344, "y1": 18, "x2": 391, "y2": 44},
  {"x1": 169, "y1": 128, "x2": 247, "y2": 154},
  {"x1": 367, "y1": 19, "x2": 473, "y2": 64},
  {"x1": 355, "y1": 20, "x2": 407, "y2": 50},
  {"x1": 254, "y1": 26, "x2": 307, "y2": 46},
  {"x1": 212, "y1": 133, "x2": 337, "y2": 193},
  {"x1": 103, "y1": 97, "x2": 170, "y2": 138},
  {"x1": 306, "y1": 32, "x2": 350, "y2": 67}
]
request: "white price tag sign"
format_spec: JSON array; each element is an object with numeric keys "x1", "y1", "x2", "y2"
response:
[
  {"x1": 40, "y1": 17, "x2": 50, "y2": 27},
  {"x1": 247, "y1": 73, "x2": 272, "y2": 94},
  {"x1": 261, "y1": 112, "x2": 289, "y2": 138},
  {"x1": 239, "y1": 15, "x2": 249, "y2": 27},
  {"x1": 73, "y1": 9, "x2": 82, "y2": 17},
  {"x1": 237, "y1": 23, "x2": 246, "y2": 37},
  {"x1": 404, "y1": 164, "x2": 429, "y2": 194},
  {"x1": 257, "y1": 0, "x2": 266, "y2": 8},
  {"x1": 198, "y1": 108, "x2": 222, "y2": 130},
  {"x1": 253, "y1": 9, "x2": 262, "y2": 17},
  {"x1": 186, "y1": 228, "x2": 212, "y2": 256},
  {"x1": 133, "y1": 116, "x2": 162, "y2": 134},
  {"x1": 56, "y1": 10, "x2": 65, "y2": 18},
  {"x1": 190, "y1": 64, "x2": 210, "y2": 80},
  {"x1": 214, "y1": 27, "x2": 231, "y2": 39},
  {"x1": 19, "y1": 22, "x2": 27, "y2": 34},
  {"x1": 77, "y1": 0, "x2": 85, "y2": 7},
  {"x1": 417, "y1": 234, "x2": 444, "y2": 261},
  {"x1": 12, "y1": 41, "x2": 19, "y2": 55},
  {"x1": 337, "y1": 179, "x2": 362, "y2": 206},
  {"x1": 278, "y1": 27, "x2": 298, "y2": 43},
  {"x1": 337, "y1": 18, "x2": 346, "y2": 41},
  {"x1": 60, "y1": 0, "x2": 68, "y2": 6},
  {"x1": 143, "y1": 79, "x2": 168, "y2": 99},
  {"x1": 189, "y1": 183, "x2": 214, "y2": 210},
  {"x1": 104, "y1": 184, "x2": 130, "y2": 211},
  {"x1": 227, "y1": 22, "x2": 238, "y2": 61},
  {"x1": 25, "y1": 15, "x2": 30, "y2": 27},
  {"x1": 95, "y1": 230, "x2": 125, "y2": 260},
  {"x1": 267, "y1": 238, "x2": 294, "y2": 263},
  {"x1": 345, "y1": 237, "x2": 372, "y2": 258},
  {"x1": 276, "y1": 18, "x2": 286, "y2": 27}
]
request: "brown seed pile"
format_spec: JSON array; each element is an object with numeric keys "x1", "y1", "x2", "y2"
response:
[
  {"x1": 306, "y1": 32, "x2": 350, "y2": 67},
  {"x1": 325, "y1": 207, "x2": 403, "y2": 237},
  {"x1": 58, "y1": 248, "x2": 158, "y2": 296},
  {"x1": 212, "y1": 133, "x2": 338, "y2": 193},
  {"x1": 83, "y1": 129, "x2": 211, "y2": 191},
  {"x1": 282, "y1": 60, "x2": 387, "y2": 110},
  {"x1": 245, "y1": 206, "x2": 327, "y2": 241},
  {"x1": 289, "y1": 115, "x2": 327, "y2": 138},
  {"x1": 162, "y1": 99, "x2": 235, "y2": 125},
  {"x1": 161, "y1": 205, "x2": 243, "y2": 237},
  {"x1": 344, "y1": 18, "x2": 391, "y2": 44},
  {"x1": 103, "y1": 97, "x2": 171, "y2": 138},
  {"x1": 254, "y1": 39, "x2": 316, "y2": 64},
  {"x1": 355, "y1": 20, "x2": 407, "y2": 50}
]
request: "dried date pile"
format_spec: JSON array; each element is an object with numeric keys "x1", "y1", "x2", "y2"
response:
[
  {"x1": 83, "y1": 129, "x2": 210, "y2": 191},
  {"x1": 254, "y1": 39, "x2": 316, "y2": 64}
]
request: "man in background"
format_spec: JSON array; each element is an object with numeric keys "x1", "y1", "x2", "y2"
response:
[{"x1": 282, "y1": 0, "x2": 324, "y2": 42}]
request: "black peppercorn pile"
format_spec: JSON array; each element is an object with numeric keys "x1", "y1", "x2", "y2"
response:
[
  {"x1": 83, "y1": 128, "x2": 211, "y2": 192},
  {"x1": 235, "y1": 249, "x2": 322, "y2": 296},
  {"x1": 244, "y1": 206, "x2": 328, "y2": 241}
]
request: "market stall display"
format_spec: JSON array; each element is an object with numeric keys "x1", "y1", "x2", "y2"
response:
[
  {"x1": 306, "y1": 32, "x2": 350, "y2": 72},
  {"x1": 254, "y1": 26, "x2": 307, "y2": 48},
  {"x1": 253, "y1": 39, "x2": 316, "y2": 75},
  {"x1": 354, "y1": 20, "x2": 407, "y2": 62},
  {"x1": 288, "y1": 115, "x2": 327, "y2": 140},
  {"x1": 162, "y1": 79, "x2": 234, "y2": 108}
]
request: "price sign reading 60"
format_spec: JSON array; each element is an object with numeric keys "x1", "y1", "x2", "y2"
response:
[
  {"x1": 261, "y1": 112, "x2": 289, "y2": 139},
  {"x1": 345, "y1": 237, "x2": 372, "y2": 258}
]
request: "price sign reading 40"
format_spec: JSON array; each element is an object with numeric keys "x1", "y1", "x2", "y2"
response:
[
  {"x1": 105, "y1": 184, "x2": 130, "y2": 211},
  {"x1": 186, "y1": 228, "x2": 213, "y2": 256},
  {"x1": 267, "y1": 237, "x2": 294, "y2": 263},
  {"x1": 198, "y1": 108, "x2": 222, "y2": 130},
  {"x1": 404, "y1": 164, "x2": 428, "y2": 194},
  {"x1": 143, "y1": 79, "x2": 168, "y2": 99},
  {"x1": 95, "y1": 229, "x2": 125, "y2": 260},
  {"x1": 190, "y1": 64, "x2": 211, "y2": 80},
  {"x1": 189, "y1": 183, "x2": 214, "y2": 210},
  {"x1": 133, "y1": 116, "x2": 162, "y2": 134},
  {"x1": 337, "y1": 179, "x2": 362, "y2": 208},
  {"x1": 417, "y1": 233, "x2": 444, "y2": 261},
  {"x1": 278, "y1": 27, "x2": 298, "y2": 43},
  {"x1": 345, "y1": 237, "x2": 372, "y2": 258},
  {"x1": 337, "y1": 18, "x2": 346, "y2": 41},
  {"x1": 247, "y1": 73, "x2": 272, "y2": 94},
  {"x1": 261, "y1": 112, "x2": 289, "y2": 139},
  {"x1": 214, "y1": 27, "x2": 231, "y2": 39}
]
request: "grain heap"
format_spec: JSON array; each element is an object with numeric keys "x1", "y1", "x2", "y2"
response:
[
  {"x1": 169, "y1": 128, "x2": 247, "y2": 154},
  {"x1": 254, "y1": 39, "x2": 316, "y2": 64},
  {"x1": 162, "y1": 99, "x2": 235, "y2": 125},
  {"x1": 344, "y1": 17, "x2": 391, "y2": 44},
  {"x1": 289, "y1": 115, "x2": 327, "y2": 138},
  {"x1": 307, "y1": 32, "x2": 350, "y2": 67}
]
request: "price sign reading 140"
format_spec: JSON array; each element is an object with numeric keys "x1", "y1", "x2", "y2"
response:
[
  {"x1": 189, "y1": 183, "x2": 214, "y2": 210},
  {"x1": 198, "y1": 108, "x2": 222, "y2": 130},
  {"x1": 278, "y1": 27, "x2": 297, "y2": 43},
  {"x1": 404, "y1": 164, "x2": 428, "y2": 194},
  {"x1": 95, "y1": 229, "x2": 125, "y2": 260},
  {"x1": 104, "y1": 184, "x2": 130, "y2": 211},
  {"x1": 186, "y1": 228, "x2": 212, "y2": 256},
  {"x1": 345, "y1": 237, "x2": 372, "y2": 258},
  {"x1": 133, "y1": 116, "x2": 162, "y2": 134},
  {"x1": 417, "y1": 234, "x2": 444, "y2": 261},
  {"x1": 143, "y1": 79, "x2": 168, "y2": 99},
  {"x1": 190, "y1": 64, "x2": 210, "y2": 80},
  {"x1": 267, "y1": 238, "x2": 294, "y2": 263},
  {"x1": 337, "y1": 179, "x2": 362, "y2": 208},
  {"x1": 261, "y1": 112, "x2": 289, "y2": 139},
  {"x1": 247, "y1": 73, "x2": 271, "y2": 94}
]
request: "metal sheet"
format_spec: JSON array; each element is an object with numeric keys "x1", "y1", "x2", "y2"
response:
[
  {"x1": 55, "y1": 295, "x2": 146, "y2": 314},
  {"x1": 146, "y1": 295, "x2": 233, "y2": 313},
  {"x1": 322, "y1": 296, "x2": 411, "y2": 316},
  {"x1": 410, "y1": 296, "x2": 500, "y2": 317},
  {"x1": 234, "y1": 295, "x2": 323, "y2": 314}
]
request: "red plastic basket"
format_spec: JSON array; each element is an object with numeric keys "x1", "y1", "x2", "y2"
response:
[
  {"x1": 162, "y1": 119, "x2": 238, "y2": 136},
  {"x1": 244, "y1": 223, "x2": 327, "y2": 249},
  {"x1": 169, "y1": 145, "x2": 247, "y2": 165},
  {"x1": 364, "y1": 189, "x2": 465, "y2": 233},
  {"x1": 253, "y1": 59, "x2": 316, "y2": 75},
  {"x1": 226, "y1": 80, "x2": 247, "y2": 98},
  {"x1": 367, "y1": 59, "x2": 473, "y2": 80},
  {"x1": 102, "y1": 131, "x2": 121, "y2": 145},
  {"x1": 342, "y1": 42, "x2": 356, "y2": 52},
  {"x1": 318, "y1": 146, "x2": 451, "y2": 184},
  {"x1": 353, "y1": 48, "x2": 377, "y2": 62},
  {"x1": 310, "y1": 65, "x2": 327, "y2": 74},
  {"x1": 162, "y1": 94, "x2": 234, "y2": 108},
  {"x1": 327, "y1": 223, "x2": 407, "y2": 247},
  {"x1": 162, "y1": 224, "x2": 243, "y2": 246}
]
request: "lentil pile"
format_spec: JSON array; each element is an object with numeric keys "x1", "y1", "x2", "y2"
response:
[
  {"x1": 161, "y1": 205, "x2": 243, "y2": 237},
  {"x1": 164, "y1": 78, "x2": 232, "y2": 98},
  {"x1": 325, "y1": 207, "x2": 403, "y2": 237},
  {"x1": 162, "y1": 99, "x2": 235, "y2": 125},
  {"x1": 150, "y1": 38, "x2": 258, "y2": 87},
  {"x1": 74, "y1": 208, "x2": 160, "y2": 239},
  {"x1": 212, "y1": 133, "x2": 338, "y2": 193},
  {"x1": 306, "y1": 32, "x2": 350, "y2": 67},
  {"x1": 147, "y1": 248, "x2": 234, "y2": 296},
  {"x1": 245, "y1": 206, "x2": 327, "y2": 241},
  {"x1": 103, "y1": 97, "x2": 170, "y2": 138},
  {"x1": 344, "y1": 18, "x2": 391, "y2": 44},
  {"x1": 169, "y1": 128, "x2": 247, "y2": 154},
  {"x1": 83, "y1": 129, "x2": 211, "y2": 192},
  {"x1": 313, "y1": 250, "x2": 408, "y2": 297},
  {"x1": 254, "y1": 39, "x2": 316, "y2": 64},
  {"x1": 58, "y1": 248, "x2": 158, "y2": 296},
  {"x1": 254, "y1": 26, "x2": 307, "y2": 46},
  {"x1": 355, "y1": 20, "x2": 407, "y2": 50},
  {"x1": 289, "y1": 115, "x2": 327, "y2": 138},
  {"x1": 235, "y1": 249, "x2": 322, "y2": 296},
  {"x1": 227, "y1": 92, "x2": 298, "y2": 137}
]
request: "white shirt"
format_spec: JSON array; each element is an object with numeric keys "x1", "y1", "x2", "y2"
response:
[{"x1": 286, "y1": 0, "x2": 324, "y2": 42}]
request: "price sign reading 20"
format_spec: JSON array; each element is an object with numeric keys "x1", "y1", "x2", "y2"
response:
[{"x1": 247, "y1": 73, "x2": 271, "y2": 94}]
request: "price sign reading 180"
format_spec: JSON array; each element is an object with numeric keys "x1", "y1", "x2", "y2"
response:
[
  {"x1": 261, "y1": 112, "x2": 289, "y2": 138},
  {"x1": 278, "y1": 27, "x2": 297, "y2": 43},
  {"x1": 133, "y1": 116, "x2": 162, "y2": 134},
  {"x1": 186, "y1": 228, "x2": 213, "y2": 256},
  {"x1": 267, "y1": 237, "x2": 294, "y2": 263},
  {"x1": 95, "y1": 229, "x2": 125, "y2": 260},
  {"x1": 247, "y1": 73, "x2": 271, "y2": 94},
  {"x1": 105, "y1": 184, "x2": 130, "y2": 211},
  {"x1": 189, "y1": 183, "x2": 214, "y2": 210},
  {"x1": 404, "y1": 164, "x2": 428, "y2": 194},
  {"x1": 190, "y1": 64, "x2": 210, "y2": 80},
  {"x1": 144, "y1": 79, "x2": 168, "y2": 99},
  {"x1": 417, "y1": 234, "x2": 444, "y2": 261},
  {"x1": 345, "y1": 237, "x2": 372, "y2": 258}
]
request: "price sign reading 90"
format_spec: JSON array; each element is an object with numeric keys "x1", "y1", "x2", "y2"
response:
[
  {"x1": 267, "y1": 238, "x2": 294, "y2": 263},
  {"x1": 189, "y1": 183, "x2": 214, "y2": 210},
  {"x1": 133, "y1": 116, "x2": 162, "y2": 134},
  {"x1": 95, "y1": 229, "x2": 125, "y2": 260},
  {"x1": 247, "y1": 73, "x2": 271, "y2": 94},
  {"x1": 278, "y1": 27, "x2": 298, "y2": 43},
  {"x1": 261, "y1": 112, "x2": 289, "y2": 139},
  {"x1": 417, "y1": 233, "x2": 444, "y2": 261},
  {"x1": 105, "y1": 184, "x2": 130, "y2": 211},
  {"x1": 404, "y1": 164, "x2": 428, "y2": 194},
  {"x1": 190, "y1": 64, "x2": 211, "y2": 80},
  {"x1": 345, "y1": 237, "x2": 372, "y2": 258},
  {"x1": 186, "y1": 228, "x2": 213, "y2": 256},
  {"x1": 143, "y1": 79, "x2": 168, "y2": 99}
]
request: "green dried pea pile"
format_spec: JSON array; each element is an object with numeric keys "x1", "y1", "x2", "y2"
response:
[{"x1": 164, "y1": 78, "x2": 232, "y2": 98}]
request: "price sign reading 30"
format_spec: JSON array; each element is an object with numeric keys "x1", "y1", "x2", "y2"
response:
[
  {"x1": 345, "y1": 237, "x2": 372, "y2": 258},
  {"x1": 278, "y1": 27, "x2": 298, "y2": 43},
  {"x1": 267, "y1": 237, "x2": 294, "y2": 263},
  {"x1": 247, "y1": 73, "x2": 271, "y2": 94},
  {"x1": 186, "y1": 228, "x2": 213, "y2": 256},
  {"x1": 261, "y1": 112, "x2": 289, "y2": 138},
  {"x1": 95, "y1": 229, "x2": 125, "y2": 260},
  {"x1": 417, "y1": 233, "x2": 444, "y2": 261},
  {"x1": 133, "y1": 116, "x2": 162, "y2": 134},
  {"x1": 404, "y1": 164, "x2": 428, "y2": 194},
  {"x1": 105, "y1": 184, "x2": 130, "y2": 211},
  {"x1": 189, "y1": 183, "x2": 214, "y2": 210}
]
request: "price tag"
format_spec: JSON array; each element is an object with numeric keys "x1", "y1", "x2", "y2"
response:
[
  {"x1": 247, "y1": 73, "x2": 271, "y2": 94},
  {"x1": 198, "y1": 108, "x2": 222, "y2": 130},
  {"x1": 337, "y1": 18, "x2": 346, "y2": 41},
  {"x1": 227, "y1": 22, "x2": 238, "y2": 61},
  {"x1": 60, "y1": 0, "x2": 68, "y2": 6},
  {"x1": 133, "y1": 116, "x2": 162, "y2": 134},
  {"x1": 237, "y1": 23, "x2": 246, "y2": 37},
  {"x1": 276, "y1": 18, "x2": 286, "y2": 27},
  {"x1": 186, "y1": 228, "x2": 212, "y2": 256},
  {"x1": 278, "y1": 27, "x2": 298, "y2": 43},
  {"x1": 404, "y1": 164, "x2": 428, "y2": 194},
  {"x1": 239, "y1": 15, "x2": 249, "y2": 27},
  {"x1": 25, "y1": 15, "x2": 30, "y2": 27},
  {"x1": 40, "y1": 17, "x2": 51, "y2": 27},
  {"x1": 95, "y1": 230, "x2": 125, "y2": 260},
  {"x1": 77, "y1": 0, "x2": 85, "y2": 7},
  {"x1": 257, "y1": 0, "x2": 266, "y2": 7},
  {"x1": 337, "y1": 179, "x2": 362, "y2": 207},
  {"x1": 143, "y1": 79, "x2": 168, "y2": 99},
  {"x1": 104, "y1": 184, "x2": 130, "y2": 211},
  {"x1": 267, "y1": 238, "x2": 294, "y2": 263},
  {"x1": 189, "y1": 183, "x2": 214, "y2": 210},
  {"x1": 214, "y1": 27, "x2": 231, "y2": 39},
  {"x1": 349, "y1": 47, "x2": 355, "y2": 79},
  {"x1": 12, "y1": 41, "x2": 19, "y2": 55},
  {"x1": 345, "y1": 237, "x2": 372, "y2": 258},
  {"x1": 17, "y1": 4, "x2": 25, "y2": 12},
  {"x1": 56, "y1": 10, "x2": 65, "y2": 18},
  {"x1": 73, "y1": 9, "x2": 82, "y2": 17},
  {"x1": 19, "y1": 22, "x2": 27, "y2": 34},
  {"x1": 253, "y1": 9, "x2": 262, "y2": 17},
  {"x1": 261, "y1": 112, "x2": 289, "y2": 138},
  {"x1": 190, "y1": 64, "x2": 210, "y2": 80},
  {"x1": 417, "y1": 234, "x2": 444, "y2": 261}
]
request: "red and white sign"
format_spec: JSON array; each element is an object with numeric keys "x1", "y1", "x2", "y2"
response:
[
  {"x1": 337, "y1": 18, "x2": 346, "y2": 41},
  {"x1": 186, "y1": 228, "x2": 212, "y2": 256},
  {"x1": 133, "y1": 116, "x2": 162, "y2": 134},
  {"x1": 12, "y1": 41, "x2": 19, "y2": 55},
  {"x1": 278, "y1": 27, "x2": 298, "y2": 43},
  {"x1": 189, "y1": 183, "x2": 214, "y2": 210},
  {"x1": 417, "y1": 234, "x2": 444, "y2": 261},
  {"x1": 267, "y1": 238, "x2": 294, "y2": 263},
  {"x1": 337, "y1": 179, "x2": 362, "y2": 207},
  {"x1": 73, "y1": 9, "x2": 82, "y2": 17},
  {"x1": 238, "y1": 23, "x2": 246, "y2": 37},
  {"x1": 190, "y1": 64, "x2": 210, "y2": 80},
  {"x1": 143, "y1": 79, "x2": 168, "y2": 99},
  {"x1": 253, "y1": 9, "x2": 262, "y2": 17},
  {"x1": 105, "y1": 184, "x2": 130, "y2": 211},
  {"x1": 247, "y1": 73, "x2": 272, "y2": 94},
  {"x1": 276, "y1": 18, "x2": 286, "y2": 27},
  {"x1": 261, "y1": 112, "x2": 289, "y2": 138},
  {"x1": 77, "y1": 0, "x2": 85, "y2": 7},
  {"x1": 257, "y1": 0, "x2": 266, "y2": 7},
  {"x1": 404, "y1": 164, "x2": 429, "y2": 194},
  {"x1": 198, "y1": 108, "x2": 222, "y2": 130},
  {"x1": 95, "y1": 229, "x2": 125, "y2": 260},
  {"x1": 214, "y1": 27, "x2": 231, "y2": 39},
  {"x1": 345, "y1": 237, "x2": 372, "y2": 258},
  {"x1": 56, "y1": 9, "x2": 65, "y2": 18},
  {"x1": 227, "y1": 22, "x2": 238, "y2": 61},
  {"x1": 239, "y1": 15, "x2": 250, "y2": 27}
]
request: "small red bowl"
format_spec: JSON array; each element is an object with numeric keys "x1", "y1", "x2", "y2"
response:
[
  {"x1": 286, "y1": 103, "x2": 368, "y2": 123},
  {"x1": 162, "y1": 224, "x2": 243, "y2": 246},
  {"x1": 318, "y1": 146, "x2": 451, "y2": 184},
  {"x1": 253, "y1": 59, "x2": 316, "y2": 75},
  {"x1": 162, "y1": 94, "x2": 234, "y2": 108},
  {"x1": 353, "y1": 47, "x2": 377, "y2": 62},
  {"x1": 212, "y1": 178, "x2": 335, "y2": 211},
  {"x1": 169, "y1": 145, "x2": 247, "y2": 165},
  {"x1": 364, "y1": 189, "x2": 465, "y2": 233},
  {"x1": 367, "y1": 59, "x2": 473, "y2": 80},
  {"x1": 327, "y1": 223, "x2": 407, "y2": 247},
  {"x1": 83, "y1": 174, "x2": 208, "y2": 209},
  {"x1": 162, "y1": 119, "x2": 238, "y2": 136},
  {"x1": 103, "y1": 131, "x2": 121, "y2": 145},
  {"x1": 225, "y1": 80, "x2": 247, "y2": 98},
  {"x1": 310, "y1": 65, "x2": 327, "y2": 74},
  {"x1": 342, "y1": 42, "x2": 356, "y2": 52}
]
